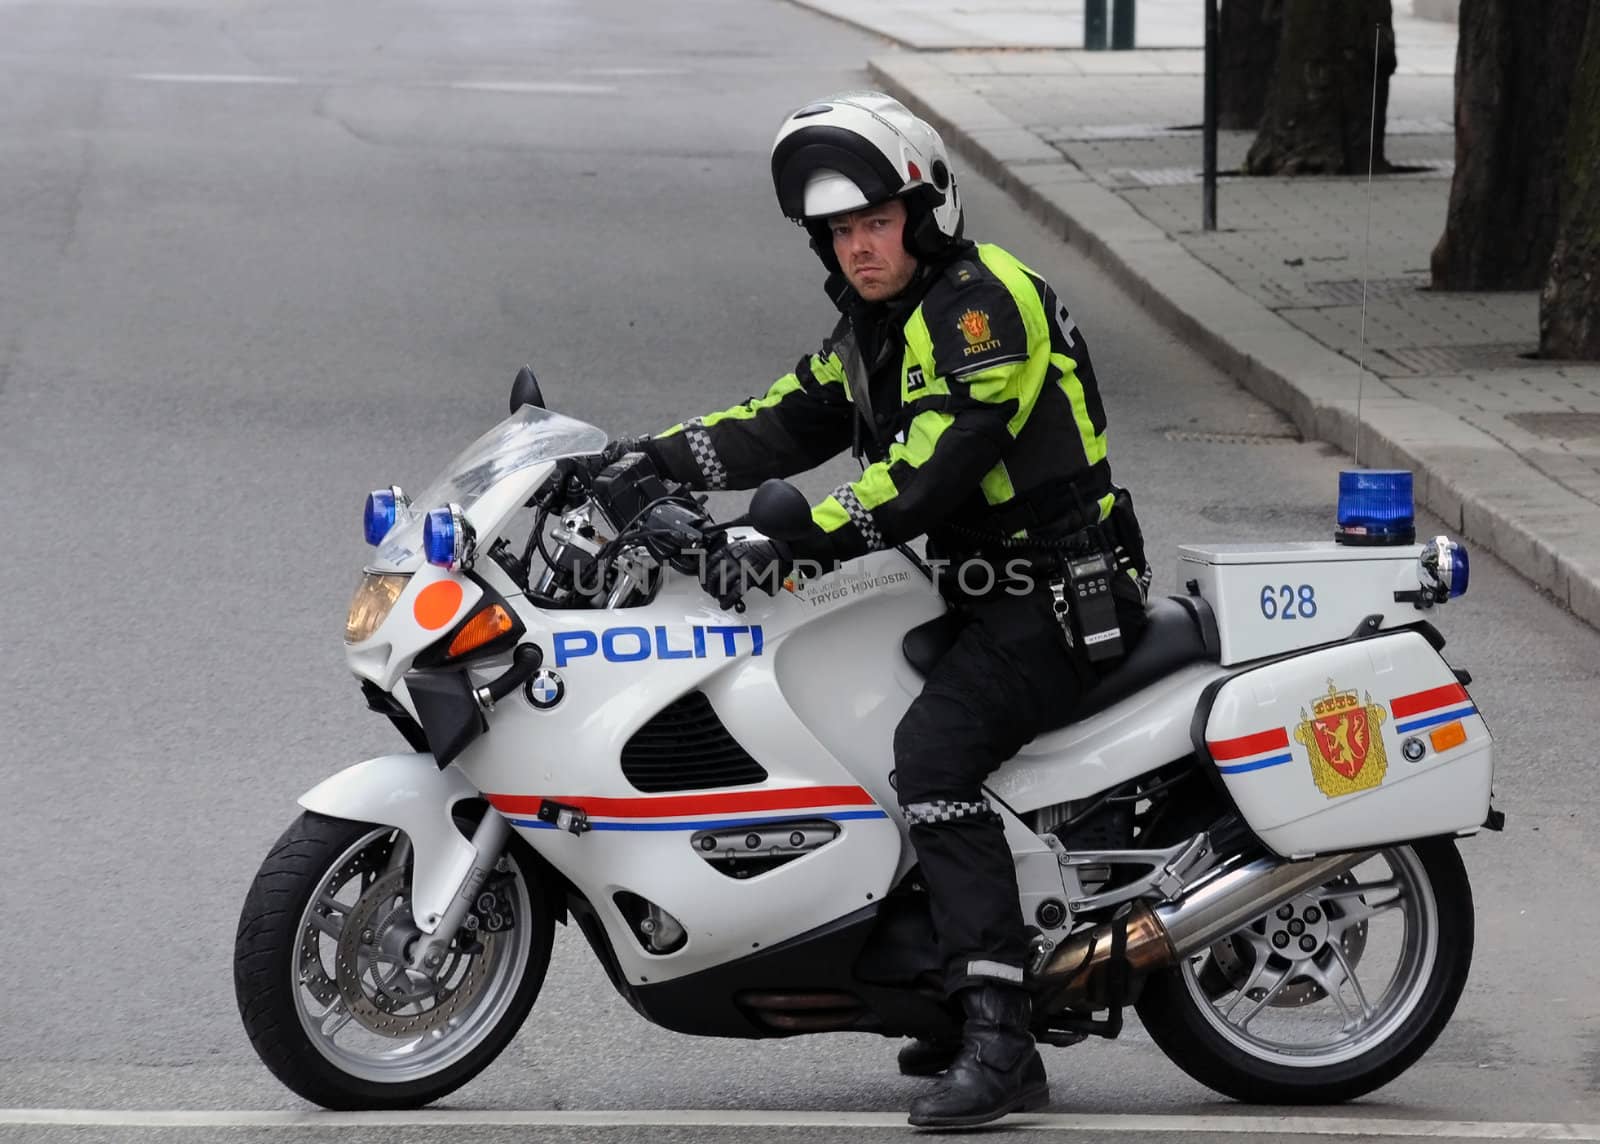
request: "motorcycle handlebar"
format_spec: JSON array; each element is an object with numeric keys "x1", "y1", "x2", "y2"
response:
[{"x1": 478, "y1": 643, "x2": 544, "y2": 708}]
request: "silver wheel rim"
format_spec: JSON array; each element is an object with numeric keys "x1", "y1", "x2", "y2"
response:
[
  {"x1": 291, "y1": 828, "x2": 533, "y2": 1084},
  {"x1": 1179, "y1": 846, "x2": 1438, "y2": 1068}
]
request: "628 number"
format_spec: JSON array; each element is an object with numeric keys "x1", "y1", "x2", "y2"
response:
[{"x1": 1260, "y1": 584, "x2": 1318, "y2": 620}]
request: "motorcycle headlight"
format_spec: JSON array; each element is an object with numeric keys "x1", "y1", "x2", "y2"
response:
[{"x1": 345, "y1": 571, "x2": 410, "y2": 644}]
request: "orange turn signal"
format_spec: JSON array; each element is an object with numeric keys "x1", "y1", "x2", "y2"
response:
[
  {"x1": 1429, "y1": 721, "x2": 1467, "y2": 753},
  {"x1": 447, "y1": 604, "x2": 515, "y2": 659}
]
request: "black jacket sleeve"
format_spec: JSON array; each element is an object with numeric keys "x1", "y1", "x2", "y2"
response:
[{"x1": 644, "y1": 320, "x2": 856, "y2": 491}]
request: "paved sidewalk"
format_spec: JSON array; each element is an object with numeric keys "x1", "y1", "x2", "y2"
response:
[{"x1": 793, "y1": 0, "x2": 1600, "y2": 628}]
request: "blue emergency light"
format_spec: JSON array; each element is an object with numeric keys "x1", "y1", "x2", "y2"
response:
[
  {"x1": 1421, "y1": 535, "x2": 1470, "y2": 600},
  {"x1": 423, "y1": 504, "x2": 473, "y2": 568},
  {"x1": 1335, "y1": 469, "x2": 1415, "y2": 545},
  {"x1": 1441, "y1": 540, "x2": 1469, "y2": 597},
  {"x1": 363, "y1": 486, "x2": 408, "y2": 546}
]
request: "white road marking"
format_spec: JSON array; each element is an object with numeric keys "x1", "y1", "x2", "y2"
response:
[
  {"x1": 573, "y1": 67, "x2": 689, "y2": 77},
  {"x1": 130, "y1": 76, "x2": 626, "y2": 94},
  {"x1": 443, "y1": 81, "x2": 619, "y2": 95},
  {"x1": 2, "y1": 1109, "x2": 1600, "y2": 1138},
  {"x1": 132, "y1": 73, "x2": 301, "y2": 85}
]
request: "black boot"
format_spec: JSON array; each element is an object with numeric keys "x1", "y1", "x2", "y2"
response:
[
  {"x1": 897, "y1": 1036, "x2": 961, "y2": 1077},
  {"x1": 907, "y1": 985, "x2": 1049, "y2": 1129}
]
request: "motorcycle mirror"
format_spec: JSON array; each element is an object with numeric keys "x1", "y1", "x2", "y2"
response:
[
  {"x1": 510, "y1": 366, "x2": 546, "y2": 413},
  {"x1": 748, "y1": 479, "x2": 814, "y2": 542}
]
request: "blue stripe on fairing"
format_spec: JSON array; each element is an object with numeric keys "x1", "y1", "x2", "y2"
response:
[
  {"x1": 508, "y1": 810, "x2": 890, "y2": 832},
  {"x1": 1395, "y1": 705, "x2": 1477, "y2": 734},
  {"x1": 1216, "y1": 753, "x2": 1295, "y2": 775}
]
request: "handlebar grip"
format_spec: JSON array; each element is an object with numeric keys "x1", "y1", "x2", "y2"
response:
[{"x1": 482, "y1": 643, "x2": 544, "y2": 706}]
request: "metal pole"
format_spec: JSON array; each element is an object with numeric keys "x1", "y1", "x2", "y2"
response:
[
  {"x1": 1112, "y1": 0, "x2": 1135, "y2": 49},
  {"x1": 1086, "y1": 0, "x2": 1108, "y2": 50},
  {"x1": 1202, "y1": 0, "x2": 1218, "y2": 230}
]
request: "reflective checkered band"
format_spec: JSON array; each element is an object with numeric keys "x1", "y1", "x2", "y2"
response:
[
  {"x1": 966, "y1": 959, "x2": 1026, "y2": 984},
  {"x1": 684, "y1": 418, "x2": 728, "y2": 490},
  {"x1": 902, "y1": 798, "x2": 994, "y2": 826},
  {"x1": 833, "y1": 484, "x2": 885, "y2": 551}
]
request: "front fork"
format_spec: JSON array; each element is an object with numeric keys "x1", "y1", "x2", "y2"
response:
[
  {"x1": 298, "y1": 751, "x2": 512, "y2": 971},
  {"x1": 404, "y1": 810, "x2": 508, "y2": 972}
]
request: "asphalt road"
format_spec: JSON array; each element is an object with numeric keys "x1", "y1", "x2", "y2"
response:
[{"x1": 2, "y1": 0, "x2": 1597, "y2": 1139}]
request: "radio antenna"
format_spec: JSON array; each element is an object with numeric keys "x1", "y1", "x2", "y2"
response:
[{"x1": 1354, "y1": 22, "x2": 1382, "y2": 468}]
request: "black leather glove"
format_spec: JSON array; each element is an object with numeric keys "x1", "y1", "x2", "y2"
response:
[
  {"x1": 585, "y1": 435, "x2": 661, "y2": 479},
  {"x1": 605, "y1": 435, "x2": 651, "y2": 465},
  {"x1": 699, "y1": 538, "x2": 794, "y2": 611}
]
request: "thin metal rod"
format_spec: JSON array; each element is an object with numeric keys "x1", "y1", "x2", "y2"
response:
[
  {"x1": 1202, "y1": 0, "x2": 1218, "y2": 230},
  {"x1": 1354, "y1": 23, "x2": 1381, "y2": 468}
]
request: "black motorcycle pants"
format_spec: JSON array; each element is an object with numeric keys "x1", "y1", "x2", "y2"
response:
[{"x1": 893, "y1": 583, "x2": 1145, "y2": 996}]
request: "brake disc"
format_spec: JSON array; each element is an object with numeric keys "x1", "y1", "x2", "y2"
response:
[
  {"x1": 333, "y1": 868, "x2": 503, "y2": 1037},
  {"x1": 297, "y1": 840, "x2": 393, "y2": 1008}
]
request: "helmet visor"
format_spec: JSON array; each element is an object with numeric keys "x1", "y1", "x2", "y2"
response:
[{"x1": 802, "y1": 169, "x2": 872, "y2": 220}]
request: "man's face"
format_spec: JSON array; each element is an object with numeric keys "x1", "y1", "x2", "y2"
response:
[{"x1": 829, "y1": 199, "x2": 919, "y2": 302}]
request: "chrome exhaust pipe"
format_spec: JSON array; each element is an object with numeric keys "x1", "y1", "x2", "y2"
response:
[{"x1": 1035, "y1": 851, "x2": 1364, "y2": 1013}]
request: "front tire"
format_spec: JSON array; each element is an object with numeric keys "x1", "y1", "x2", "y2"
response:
[
  {"x1": 234, "y1": 810, "x2": 554, "y2": 1109},
  {"x1": 1135, "y1": 838, "x2": 1473, "y2": 1104}
]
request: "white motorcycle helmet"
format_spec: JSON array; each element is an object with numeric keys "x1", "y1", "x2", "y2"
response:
[{"x1": 770, "y1": 91, "x2": 964, "y2": 274}]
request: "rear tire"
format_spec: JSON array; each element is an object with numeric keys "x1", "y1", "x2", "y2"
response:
[
  {"x1": 234, "y1": 810, "x2": 554, "y2": 1109},
  {"x1": 1135, "y1": 838, "x2": 1472, "y2": 1104}
]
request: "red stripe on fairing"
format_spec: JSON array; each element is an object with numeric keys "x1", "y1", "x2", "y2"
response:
[
  {"x1": 1391, "y1": 683, "x2": 1469, "y2": 719},
  {"x1": 1208, "y1": 727, "x2": 1290, "y2": 761},
  {"x1": 485, "y1": 785, "x2": 877, "y2": 819}
]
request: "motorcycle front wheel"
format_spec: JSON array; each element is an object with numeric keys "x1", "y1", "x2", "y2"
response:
[
  {"x1": 234, "y1": 809, "x2": 554, "y2": 1109},
  {"x1": 1135, "y1": 838, "x2": 1473, "y2": 1104}
]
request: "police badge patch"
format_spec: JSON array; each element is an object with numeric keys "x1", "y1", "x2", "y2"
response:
[
  {"x1": 929, "y1": 280, "x2": 1028, "y2": 380},
  {"x1": 958, "y1": 309, "x2": 999, "y2": 355},
  {"x1": 1293, "y1": 681, "x2": 1388, "y2": 799}
]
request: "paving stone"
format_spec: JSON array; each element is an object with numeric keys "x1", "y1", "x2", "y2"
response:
[{"x1": 796, "y1": 0, "x2": 1460, "y2": 58}]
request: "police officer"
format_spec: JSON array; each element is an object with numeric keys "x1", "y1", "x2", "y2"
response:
[{"x1": 607, "y1": 91, "x2": 1148, "y2": 1129}]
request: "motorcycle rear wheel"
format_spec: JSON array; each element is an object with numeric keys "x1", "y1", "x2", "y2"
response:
[
  {"x1": 1135, "y1": 838, "x2": 1473, "y2": 1104},
  {"x1": 234, "y1": 810, "x2": 554, "y2": 1109}
]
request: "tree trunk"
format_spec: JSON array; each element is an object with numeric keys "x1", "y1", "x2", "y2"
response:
[
  {"x1": 1430, "y1": 0, "x2": 1590, "y2": 290},
  {"x1": 1245, "y1": 0, "x2": 1397, "y2": 175},
  {"x1": 1540, "y1": 9, "x2": 1600, "y2": 359},
  {"x1": 1219, "y1": 0, "x2": 1283, "y2": 131}
]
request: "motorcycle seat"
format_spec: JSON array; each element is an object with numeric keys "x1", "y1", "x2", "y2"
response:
[{"x1": 901, "y1": 595, "x2": 1220, "y2": 722}]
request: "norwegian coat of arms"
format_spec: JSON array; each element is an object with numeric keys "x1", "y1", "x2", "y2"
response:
[
  {"x1": 1293, "y1": 681, "x2": 1388, "y2": 799},
  {"x1": 958, "y1": 308, "x2": 992, "y2": 346}
]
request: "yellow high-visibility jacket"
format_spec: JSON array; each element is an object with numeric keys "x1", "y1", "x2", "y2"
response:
[{"x1": 646, "y1": 242, "x2": 1119, "y2": 563}]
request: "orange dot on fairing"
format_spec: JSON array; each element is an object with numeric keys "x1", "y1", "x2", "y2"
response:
[{"x1": 414, "y1": 580, "x2": 464, "y2": 630}]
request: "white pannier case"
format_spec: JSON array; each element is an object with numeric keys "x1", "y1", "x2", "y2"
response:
[{"x1": 1197, "y1": 626, "x2": 1490, "y2": 858}]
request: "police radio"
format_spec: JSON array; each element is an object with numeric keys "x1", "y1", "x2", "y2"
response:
[{"x1": 1066, "y1": 550, "x2": 1124, "y2": 662}]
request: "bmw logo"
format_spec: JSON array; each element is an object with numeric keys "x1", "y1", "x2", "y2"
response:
[{"x1": 524, "y1": 669, "x2": 565, "y2": 710}]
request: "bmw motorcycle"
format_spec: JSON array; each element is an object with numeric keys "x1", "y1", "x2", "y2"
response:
[{"x1": 234, "y1": 370, "x2": 1497, "y2": 1110}]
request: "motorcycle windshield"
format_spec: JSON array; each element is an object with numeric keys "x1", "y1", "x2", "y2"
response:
[{"x1": 374, "y1": 405, "x2": 608, "y2": 569}]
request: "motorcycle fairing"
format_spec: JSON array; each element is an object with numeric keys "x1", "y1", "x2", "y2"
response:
[
  {"x1": 346, "y1": 561, "x2": 486, "y2": 696},
  {"x1": 458, "y1": 550, "x2": 933, "y2": 986},
  {"x1": 564, "y1": 894, "x2": 960, "y2": 1042}
]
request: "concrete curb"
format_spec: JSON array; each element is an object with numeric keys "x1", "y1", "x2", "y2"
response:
[{"x1": 870, "y1": 52, "x2": 1600, "y2": 630}]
